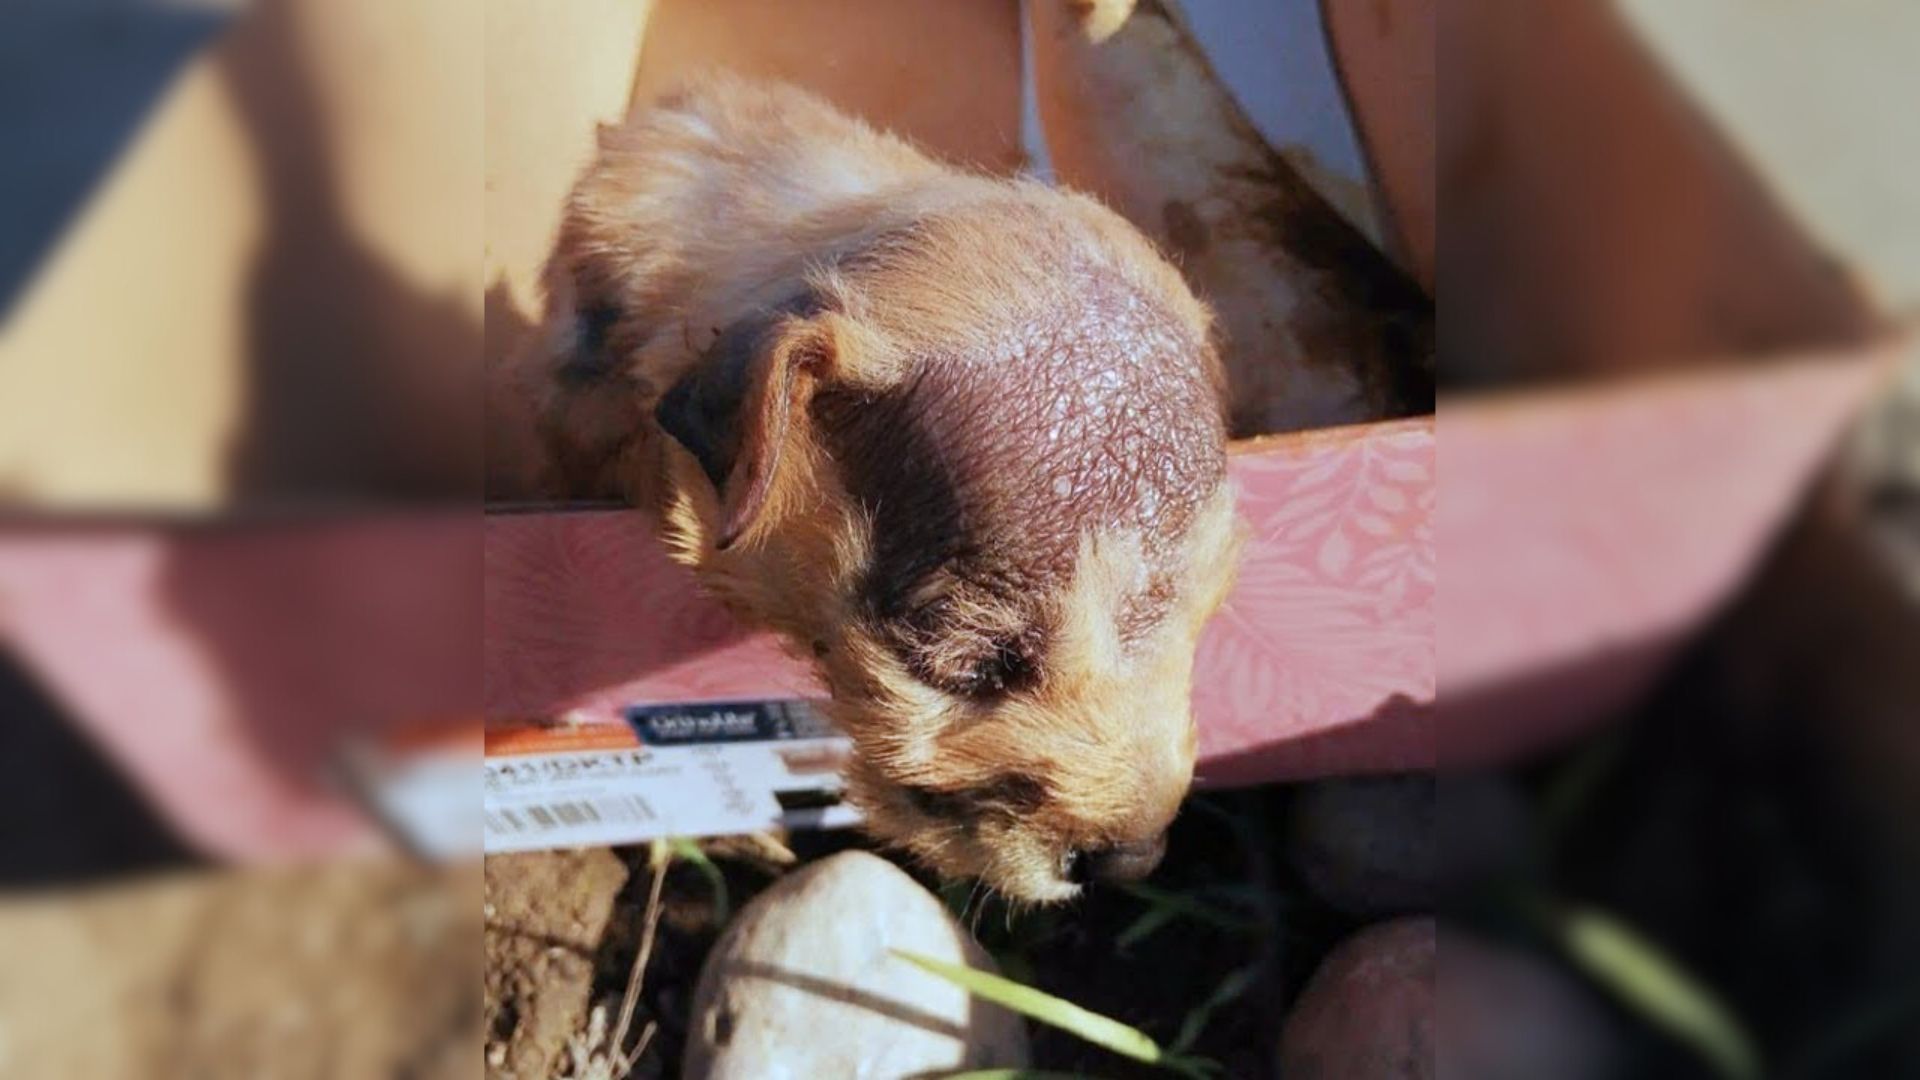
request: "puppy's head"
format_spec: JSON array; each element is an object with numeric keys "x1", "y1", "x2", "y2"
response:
[{"x1": 554, "y1": 171, "x2": 1238, "y2": 902}]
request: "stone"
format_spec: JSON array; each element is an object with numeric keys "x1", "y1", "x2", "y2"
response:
[
  {"x1": 683, "y1": 851, "x2": 1029, "y2": 1079},
  {"x1": 1278, "y1": 917, "x2": 1436, "y2": 1080},
  {"x1": 1278, "y1": 918, "x2": 1622, "y2": 1080},
  {"x1": 1289, "y1": 774, "x2": 1436, "y2": 915},
  {"x1": 1436, "y1": 928, "x2": 1621, "y2": 1080}
]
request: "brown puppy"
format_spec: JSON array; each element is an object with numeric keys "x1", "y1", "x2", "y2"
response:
[{"x1": 511, "y1": 74, "x2": 1240, "y2": 902}]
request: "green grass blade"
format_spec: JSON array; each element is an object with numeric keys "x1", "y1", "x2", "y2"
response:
[
  {"x1": 894, "y1": 950, "x2": 1163, "y2": 1063},
  {"x1": 667, "y1": 837, "x2": 730, "y2": 923},
  {"x1": 1168, "y1": 963, "x2": 1261, "y2": 1056},
  {"x1": 1115, "y1": 904, "x2": 1183, "y2": 952},
  {"x1": 991, "y1": 942, "x2": 1040, "y2": 988},
  {"x1": 1545, "y1": 903, "x2": 1761, "y2": 1080},
  {"x1": 894, "y1": 950, "x2": 1215, "y2": 1077},
  {"x1": 1114, "y1": 883, "x2": 1264, "y2": 935}
]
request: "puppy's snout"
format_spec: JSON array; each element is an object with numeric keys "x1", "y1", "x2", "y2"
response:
[{"x1": 1066, "y1": 832, "x2": 1168, "y2": 886}]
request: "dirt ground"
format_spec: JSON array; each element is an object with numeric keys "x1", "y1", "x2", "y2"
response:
[
  {"x1": 484, "y1": 848, "x2": 631, "y2": 1078},
  {"x1": 0, "y1": 858, "x2": 482, "y2": 1079},
  {"x1": 483, "y1": 787, "x2": 1357, "y2": 1080}
]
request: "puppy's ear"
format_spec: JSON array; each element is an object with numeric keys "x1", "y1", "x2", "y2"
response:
[{"x1": 656, "y1": 295, "x2": 832, "y2": 550}]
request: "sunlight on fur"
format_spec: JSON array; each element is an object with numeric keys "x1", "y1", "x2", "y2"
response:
[{"x1": 500, "y1": 73, "x2": 1242, "y2": 902}]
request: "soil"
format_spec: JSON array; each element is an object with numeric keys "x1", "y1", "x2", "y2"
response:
[
  {"x1": 0, "y1": 859, "x2": 482, "y2": 1079},
  {"x1": 483, "y1": 786, "x2": 1362, "y2": 1080},
  {"x1": 484, "y1": 849, "x2": 630, "y2": 1079}
]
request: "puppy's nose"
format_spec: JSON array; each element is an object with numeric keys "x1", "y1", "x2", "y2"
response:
[{"x1": 1070, "y1": 833, "x2": 1167, "y2": 885}]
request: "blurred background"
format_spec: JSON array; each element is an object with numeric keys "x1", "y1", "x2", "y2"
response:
[
  {"x1": 0, "y1": 0, "x2": 1915, "y2": 1077},
  {"x1": 1438, "y1": 1, "x2": 1920, "y2": 1077},
  {"x1": 1, "y1": 1, "x2": 483, "y2": 1076}
]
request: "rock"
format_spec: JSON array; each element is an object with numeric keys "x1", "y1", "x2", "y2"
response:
[
  {"x1": 1437, "y1": 929, "x2": 1621, "y2": 1080},
  {"x1": 1279, "y1": 918, "x2": 1622, "y2": 1080},
  {"x1": 1278, "y1": 917, "x2": 1436, "y2": 1080},
  {"x1": 683, "y1": 851, "x2": 1029, "y2": 1079},
  {"x1": 1289, "y1": 774, "x2": 1436, "y2": 915}
]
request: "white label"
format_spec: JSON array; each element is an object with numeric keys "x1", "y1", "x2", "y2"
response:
[{"x1": 481, "y1": 701, "x2": 860, "y2": 853}]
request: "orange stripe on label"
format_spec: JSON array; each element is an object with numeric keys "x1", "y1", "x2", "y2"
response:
[{"x1": 484, "y1": 722, "x2": 641, "y2": 756}]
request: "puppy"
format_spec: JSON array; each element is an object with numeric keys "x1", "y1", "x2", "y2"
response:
[{"x1": 512, "y1": 74, "x2": 1240, "y2": 902}]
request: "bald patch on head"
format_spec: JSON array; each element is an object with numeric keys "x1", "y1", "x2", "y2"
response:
[{"x1": 814, "y1": 259, "x2": 1226, "y2": 694}]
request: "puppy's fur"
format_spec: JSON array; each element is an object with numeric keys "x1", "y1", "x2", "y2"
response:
[{"x1": 507, "y1": 74, "x2": 1239, "y2": 902}]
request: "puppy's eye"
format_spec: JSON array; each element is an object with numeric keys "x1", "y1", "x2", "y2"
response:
[
  {"x1": 906, "y1": 772, "x2": 1053, "y2": 821},
  {"x1": 887, "y1": 597, "x2": 1043, "y2": 699},
  {"x1": 953, "y1": 639, "x2": 1036, "y2": 699},
  {"x1": 558, "y1": 300, "x2": 624, "y2": 385}
]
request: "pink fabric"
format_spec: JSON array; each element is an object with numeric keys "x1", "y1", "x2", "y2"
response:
[{"x1": 1194, "y1": 421, "x2": 1435, "y2": 782}]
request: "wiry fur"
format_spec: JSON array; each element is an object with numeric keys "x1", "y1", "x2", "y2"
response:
[{"x1": 508, "y1": 73, "x2": 1241, "y2": 901}]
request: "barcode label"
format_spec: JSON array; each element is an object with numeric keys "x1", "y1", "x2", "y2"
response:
[
  {"x1": 482, "y1": 726, "x2": 862, "y2": 854},
  {"x1": 486, "y1": 795, "x2": 656, "y2": 836}
]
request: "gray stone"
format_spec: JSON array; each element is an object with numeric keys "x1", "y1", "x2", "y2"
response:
[
  {"x1": 682, "y1": 851, "x2": 1029, "y2": 1080},
  {"x1": 1278, "y1": 918, "x2": 1621, "y2": 1080},
  {"x1": 1437, "y1": 928, "x2": 1621, "y2": 1080},
  {"x1": 1289, "y1": 774, "x2": 1436, "y2": 915},
  {"x1": 1278, "y1": 917, "x2": 1436, "y2": 1080}
]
